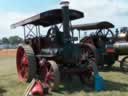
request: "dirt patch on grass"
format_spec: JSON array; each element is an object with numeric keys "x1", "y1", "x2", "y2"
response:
[{"x1": 0, "y1": 49, "x2": 16, "y2": 57}]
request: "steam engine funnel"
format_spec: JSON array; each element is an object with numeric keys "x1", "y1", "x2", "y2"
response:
[
  {"x1": 60, "y1": 0, "x2": 71, "y2": 43},
  {"x1": 60, "y1": 0, "x2": 69, "y2": 7}
]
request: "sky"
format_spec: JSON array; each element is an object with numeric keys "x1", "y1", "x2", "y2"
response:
[{"x1": 0, "y1": 0, "x2": 128, "y2": 38}]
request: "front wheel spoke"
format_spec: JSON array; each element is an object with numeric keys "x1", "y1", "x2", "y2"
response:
[
  {"x1": 49, "y1": 73, "x2": 54, "y2": 80},
  {"x1": 46, "y1": 71, "x2": 54, "y2": 81}
]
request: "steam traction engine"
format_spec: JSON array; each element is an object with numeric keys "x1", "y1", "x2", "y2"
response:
[
  {"x1": 114, "y1": 27, "x2": 128, "y2": 71},
  {"x1": 72, "y1": 22, "x2": 128, "y2": 71},
  {"x1": 72, "y1": 22, "x2": 117, "y2": 68},
  {"x1": 11, "y1": 1, "x2": 102, "y2": 92}
]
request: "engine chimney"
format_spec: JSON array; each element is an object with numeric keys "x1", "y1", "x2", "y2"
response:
[{"x1": 60, "y1": 0, "x2": 71, "y2": 43}]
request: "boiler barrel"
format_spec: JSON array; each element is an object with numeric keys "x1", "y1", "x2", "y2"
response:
[{"x1": 114, "y1": 42, "x2": 128, "y2": 55}]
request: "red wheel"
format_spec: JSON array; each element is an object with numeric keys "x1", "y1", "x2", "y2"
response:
[
  {"x1": 40, "y1": 60, "x2": 60, "y2": 91},
  {"x1": 16, "y1": 45, "x2": 37, "y2": 82},
  {"x1": 79, "y1": 44, "x2": 99, "y2": 87}
]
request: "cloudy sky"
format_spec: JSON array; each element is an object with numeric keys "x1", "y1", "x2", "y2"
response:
[{"x1": 0, "y1": 0, "x2": 128, "y2": 38}]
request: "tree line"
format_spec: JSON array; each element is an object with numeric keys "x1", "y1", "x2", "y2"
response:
[{"x1": 0, "y1": 36, "x2": 23, "y2": 45}]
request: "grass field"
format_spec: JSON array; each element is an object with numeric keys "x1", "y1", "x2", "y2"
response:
[{"x1": 0, "y1": 49, "x2": 128, "y2": 96}]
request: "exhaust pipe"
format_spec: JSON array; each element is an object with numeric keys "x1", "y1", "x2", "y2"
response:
[{"x1": 60, "y1": 0, "x2": 71, "y2": 43}]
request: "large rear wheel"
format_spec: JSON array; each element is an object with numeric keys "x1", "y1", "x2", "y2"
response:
[
  {"x1": 120, "y1": 56, "x2": 128, "y2": 72},
  {"x1": 16, "y1": 44, "x2": 37, "y2": 82},
  {"x1": 79, "y1": 44, "x2": 99, "y2": 87}
]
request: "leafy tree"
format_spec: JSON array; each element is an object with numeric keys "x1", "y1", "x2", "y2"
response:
[
  {"x1": 2, "y1": 37, "x2": 9, "y2": 44},
  {"x1": 8, "y1": 36, "x2": 23, "y2": 45},
  {"x1": 0, "y1": 39, "x2": 2, "y2": 44}
]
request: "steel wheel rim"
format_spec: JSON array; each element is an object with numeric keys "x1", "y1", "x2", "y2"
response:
[
  {"x1": 40, "y1": 60, "x2": 59, "y2": 91},
  {"x1": 40, "y1": 62, "x2": 55, "y2": 85},
  {"x1": 80, "y1": 45, "x2": 97, "y2": 86},
  {"x1": 17, "y1": 47, "x2": 29, "y2": 82},
  {"x1": 122, "y1": 57, "x2": 128, "y2": 71}
]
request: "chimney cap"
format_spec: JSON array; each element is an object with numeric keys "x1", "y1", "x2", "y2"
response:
[{"x1": 60, "y1": 0, "x2": 70, "y2": 7}]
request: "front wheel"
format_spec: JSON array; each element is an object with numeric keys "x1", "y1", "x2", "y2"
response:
[{"x1": 40, "y1": 60, "x2": 60, "y2": 91}]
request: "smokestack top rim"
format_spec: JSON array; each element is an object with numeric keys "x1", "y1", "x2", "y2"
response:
[{"x1": 60, "y1": 0, "x2": 70, "y2": 7}]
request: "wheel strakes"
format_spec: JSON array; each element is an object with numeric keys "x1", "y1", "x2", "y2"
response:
[{"x1": 17, "y1": 47, "x2": 29, "y2": 82}]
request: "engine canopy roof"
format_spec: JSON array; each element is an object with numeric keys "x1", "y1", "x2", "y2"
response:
[
  {"x1": 72, "y1": 21, "x2": 114, "y2": 30},
  {"x1": 11, "y1": 9, "x2": 84, "y2": 29}
]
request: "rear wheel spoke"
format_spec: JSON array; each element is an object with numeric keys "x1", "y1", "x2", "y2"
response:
[{"x1": 79, "y1": 44, "x2": 98, "y2": 88}]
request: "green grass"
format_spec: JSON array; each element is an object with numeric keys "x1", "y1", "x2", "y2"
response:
[
  {"x1": 0, "y1": 57, "x2": 28, "y2": 96},
  {"x1": 0, "y1": 57, "x2": 128, "y2": 96}
]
